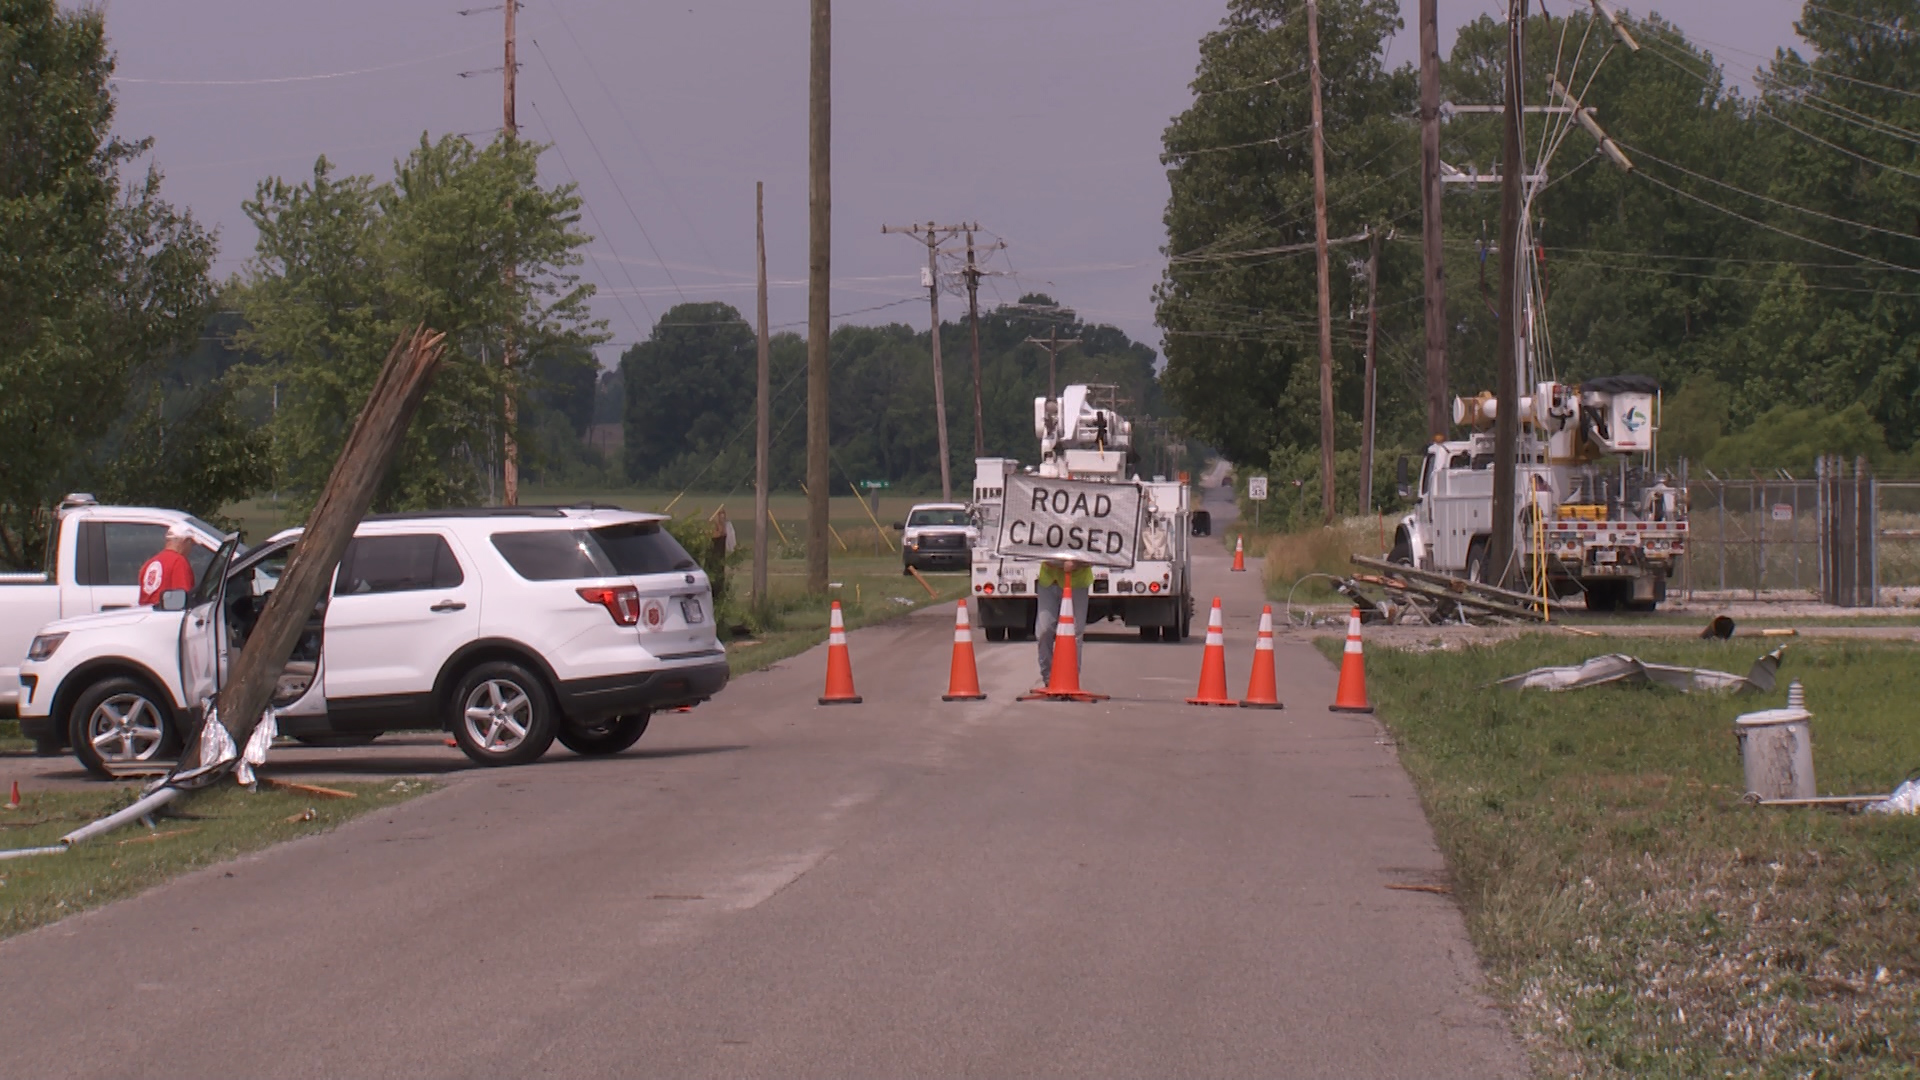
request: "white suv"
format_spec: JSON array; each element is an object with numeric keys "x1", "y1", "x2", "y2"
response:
[{"x1": 18, "y1": 507, "x2": 728, "y2": 776}]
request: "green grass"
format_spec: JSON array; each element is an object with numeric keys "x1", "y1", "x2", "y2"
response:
[
  {"x1": 723, "y1": 554, "x2": 970, "y2": 678},
  {"x1": 0, "y1": 719, "x2": 27, "y2": 753},
  {"x1": 0, "y1": 780, "x2": 430, "y2": 940},
  {"x1": 1325, "y1": 634, "x2": 1920, "y2": 1078}
]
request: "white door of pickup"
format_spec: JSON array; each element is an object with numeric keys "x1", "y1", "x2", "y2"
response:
[{"x1": 323, "y1": 533, "x2": 481, "y2": 701}]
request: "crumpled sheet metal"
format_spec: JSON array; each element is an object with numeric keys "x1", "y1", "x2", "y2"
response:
[
  {"x1": 234, "y1": 708, "x2": 279, "y2": 787},
  {"x1": 1866, "y1": 778, "x2": 1920, "y2": 816},
  {"x1": 1497, "y1": 646, "x2": 1786, "y2": 694}
]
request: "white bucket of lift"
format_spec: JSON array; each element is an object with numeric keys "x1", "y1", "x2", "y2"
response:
[{"x1": 1734, "y1": 681, "x2": 1815, "y2": 801}]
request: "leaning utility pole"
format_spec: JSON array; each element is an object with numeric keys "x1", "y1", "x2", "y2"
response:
[
  {"x1": 1023, "y1": 326, "x2": 1081, "y2": 401},
  {"x1": 1306, "y1": 0, "x2": 1336, "y2": 526},
  {"x1": 1360, "y1": 230, "x2": 1381, "y2": 514},
  {"x1": 806, "y1": 0, "x2": 831, "y2": 594},
  {"x1": 1488, "y1": 0, "x2": 1527, "y2": 587},
  {"x1": 501, "y1": 0, "x2": 520, "y2": 505},
  {"x1": 1419, "y1": 0, "x2": 1448, "y2": 441},
  {"x1": 883, "y1": 220, "x2": 979, "y2": 501},
  {"x1": 752, "y1": 182, "x2": 771, "y2": 613}
]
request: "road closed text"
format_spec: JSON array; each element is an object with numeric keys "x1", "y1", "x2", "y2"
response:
[{"x1": 994, "y1": 474, "x2": 1142, "y2": 569}]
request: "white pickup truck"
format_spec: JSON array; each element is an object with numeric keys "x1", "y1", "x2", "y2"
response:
[{"x1": 1, "y1": 495, "x2": 225, "y2": 743}]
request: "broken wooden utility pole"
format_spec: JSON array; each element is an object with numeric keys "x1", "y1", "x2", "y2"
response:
[
  {"x1": 1488, "y1": 0, "x2": 1527, "y2": 588},
  {"x1": 1305, "y1": 0, "x2": 1337, "y2": 526},
  {"x1": 194, "y1": 327, "x2": 448, "y2": 762},
  {"x1": 806, "y1": 0, "x2": 831, "y2": 594},
  {"x1": 1023, "y1": 325, "x2": 1081, "y2": 402},
  {"x1": 1419, "y1": 0, "x2": 1448, "y2": 441},
  {"x1": 500, "y1": 0, "x2": 520, "y2": 506},
  {"x1": 753, "y1": 182, "x2": 771, "y2": 613},
  {"x1": 1360, "y1": 230, "x2": 1381, "y2": 514},
  {"x1": 882, "y1": 220, "x2": 977, "y2": 501}
]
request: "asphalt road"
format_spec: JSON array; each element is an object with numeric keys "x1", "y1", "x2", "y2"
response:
[{"x1": 0, "y1": 478, "x2": 1525, "y2": 1079}]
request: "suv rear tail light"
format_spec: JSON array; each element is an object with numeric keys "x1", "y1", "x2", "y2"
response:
[{"x1": 577, "y1": 585, "x2": 641, "y2": 626}]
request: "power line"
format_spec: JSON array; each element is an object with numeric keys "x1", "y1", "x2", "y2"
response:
[
  {"x1": 525, "y1": 97, "x2": 656, "y2": 330},
  {"x1": 1685, "y1": 29, "x2": 1920, "y2": 100},
  {"x1": 111, "y1": 44, "x2": 491, "y2": 85},
  {"x1": 1192, "y1": 68, "x2": 1310, "y2": 97},
  {"x1": 1803, "y1": 3, "x2": 1912, "y2": 38},
  {"x1": 541, "y1": 0, "x2": 723, "y2": 275},
  {"x1": 1631, "y1": 168, "x2": 1920, "y2": 275},
  {"x1": 528, "y1": 37, "x2": 686, "y2": 303},
  {"x1": 1620, "y1": 140, "x2": 1920, "y2": 245}
]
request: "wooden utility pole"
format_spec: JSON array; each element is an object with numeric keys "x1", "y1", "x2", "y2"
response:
[
  {"x1": 1306, "y1": 0, "x2": 1336, "y2": 526},
  {"x1": 752, "y1": 182, "x2": 771, "y2": 612},
  {"x1": 1023, "y1": 326, "x2": 1081, "y2": 401},
  {"x1": 964, "y1": 229, "x2": 985, "y2": 460},
  {"x1": 883, "y1": 221, "x2": 979, "y2": 501},
  {"x1": 806, "y1": 0, "x2": 831, "y2": 594},
  {"x1": 1488, "y1": 0, "x2": 1527, "y2": 587},
  {"x1": 500, "y1": 0, "x2": 520, "y2": 505},
  {"x1": 1419, "y1": 0, "x2": 1448, "y2": 440},
  {"x1": 926, "y1": 233, "x2": 951, "y2": 500},
  {"x1": 1360, "y1": 230, "x2": 1381, "y2": 513}
]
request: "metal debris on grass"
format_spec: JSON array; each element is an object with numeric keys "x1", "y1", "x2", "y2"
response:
[{"x1": 1496, "y1": 646, "x2": 1787, "y2": 694}]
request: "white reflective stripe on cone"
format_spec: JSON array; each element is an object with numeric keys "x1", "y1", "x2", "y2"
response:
[
  {"x1": 1207, "y1": 630, "x2": 1225, "y2": 645},
  {"x1": 1344, "y1": 635, "x2": 1363, "y2": 654},
  {"x1": 1255, "y1": 635, "x2": 1273, "y2": 651},
  {"x1": 830, "y1": 606, "x2": 846, "y2": 629},
  {"x1": 1059, "y1": 615, "x2": 1076, "y2": 638},
  {"x1": 831, "y1": 630, "x2": 848, "y2": 646},
  {"x1": 955, "y1": 629, "x2": 972, "y2": 643}
]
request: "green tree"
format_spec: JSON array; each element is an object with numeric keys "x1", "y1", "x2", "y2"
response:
[
  {"x1": 234, "y1": 135, "x2": 601, "y2": 512},
  {"x1": 0, "y1": 0, "x2": 224, "y2": 566},
  {"x1": 1155, "y1": 0, "x2": 1416, "y2": 466}
]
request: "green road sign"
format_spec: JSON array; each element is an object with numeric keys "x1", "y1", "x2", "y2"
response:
[{"x1": 860, "y1": 480, "x2": 891, "y2": 489}]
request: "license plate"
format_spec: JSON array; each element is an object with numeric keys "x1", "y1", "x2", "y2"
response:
[
  {"x1": 1594, "y1": 550, "x2": 1617, "y2": 564},
  {"x1": 679, "y1": 597, "x2": 705, "y2": 624}
]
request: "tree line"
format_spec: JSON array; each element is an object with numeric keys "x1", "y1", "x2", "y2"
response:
[
  {"x1": 1159, "y1": 0, "x2": 1920, "y2": 513},
  {"x1": 618, "y1": 296, "x2": 1172, "y2": 496}
]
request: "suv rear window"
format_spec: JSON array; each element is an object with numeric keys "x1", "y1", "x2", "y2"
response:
[{"x1": 490, "y1": 523, "x2": 696, "y2": 582}]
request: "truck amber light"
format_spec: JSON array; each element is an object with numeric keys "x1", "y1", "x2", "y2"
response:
[{"x1": 576, "y1": 585, "x2": 641, "y2": 626}]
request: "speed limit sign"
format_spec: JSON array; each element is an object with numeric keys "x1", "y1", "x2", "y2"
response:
[{"x1": 1248, "y1": 476, "x2": 1269, "y2": 500}]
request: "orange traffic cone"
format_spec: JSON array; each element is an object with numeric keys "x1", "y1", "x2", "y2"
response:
[
  {"x1": 4, "y1": 780, "x2": 18, "y2": 810},
  {"x1": 819, "y1": 601, "x2": 863, "y2": 705},
  {"x1": 943, "y1": 600, "x2": 986, "y2": 701},
  {"x1": 1230, "y1": 535, "x2": 1247, "y2": 572},
  {"x1": 1019, "y1": 587, "x2": 1108, "y2": 702},
  {"x1": 1329, "y1": 607, "x2": 1374, "y2": 714},
  {"x1": 1240, "y1": 605, "x2": 1284, "y2": 709},
  {"x1": 1187, "y1": 597, "x2": 1235, "y2": 706}
]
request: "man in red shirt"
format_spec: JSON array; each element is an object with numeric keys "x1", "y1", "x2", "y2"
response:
[{"x1": 137, "y1": 522, "x2": 198, "y2": 606}]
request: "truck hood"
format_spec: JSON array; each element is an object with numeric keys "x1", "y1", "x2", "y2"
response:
[{"x1": 40, "y1": 607, "x2": 179, "y2": 636}]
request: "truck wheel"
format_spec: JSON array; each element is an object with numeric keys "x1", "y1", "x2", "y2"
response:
[
  {"x1": 449, "y1": 661, "x2": 558, "y2": 767},
  {"x1": 1465, "y1": 538, "x2": 1491, "y2": 584},
  {"x1": 1388, "y1": 531, "x2": 1413, "y2": 565},
  {"x1": 69, "y1": 676, "x2": 178, "y2": 780},
  {"x1": 557, "y1": 712, "x2": 650, "y2": 755}
]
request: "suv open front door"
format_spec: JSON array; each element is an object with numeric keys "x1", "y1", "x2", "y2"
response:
[{"x1": 178, "y1": 536, "x2": 240, "y2": 715}]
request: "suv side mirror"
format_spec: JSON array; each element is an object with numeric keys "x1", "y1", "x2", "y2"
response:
[
  {"x1": 891, "y1": 522, "x2": 905, "y2": 531},
  {"x1": 159, "y1": 589, "x2": 188, "y2": 612},
  {"x1": 1395, "y1": 455, "x2": 1412, "y2": 500}
]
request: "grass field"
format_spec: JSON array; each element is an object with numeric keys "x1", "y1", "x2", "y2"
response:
[
  {"x1": 1328, "y1": 634, "x2": 1920, "y2": 1077},
  {"x1": 0, "y1": 781, "x2": 429, "y2": 940}
]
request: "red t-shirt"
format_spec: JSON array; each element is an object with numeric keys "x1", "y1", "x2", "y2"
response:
[{"x1": 138, "y1": 549, "x2": 195, "y2": 606}]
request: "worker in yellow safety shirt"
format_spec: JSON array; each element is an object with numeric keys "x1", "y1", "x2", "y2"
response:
[{"x1": 1034, "y1": 558, "x2": 1093, "y2": 689}]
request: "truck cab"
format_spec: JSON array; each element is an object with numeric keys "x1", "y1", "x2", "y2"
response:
[{"x1": 0, "y1": 496, "x2": 226, "y2": 731}]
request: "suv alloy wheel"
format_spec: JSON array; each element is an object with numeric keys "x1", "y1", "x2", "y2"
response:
[
  {"x1": 449, "y1": 660, "x2": 558, "y2": 767},
  {"x1": 69, "y1": 676, "x2": 178, "y2": 779}
]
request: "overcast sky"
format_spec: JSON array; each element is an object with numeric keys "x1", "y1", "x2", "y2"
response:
[{"x1": 98, "y1": 1, "x2": 1807, "y2": 366}]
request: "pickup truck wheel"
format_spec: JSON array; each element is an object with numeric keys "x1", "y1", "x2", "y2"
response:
[
  {"x1": 1465, "y1": 538, "x2": 1491, "y2": 584},
  {"x1": 449, "y1": 661, "x2": 558, "y2": 767},
  {"x1": 69, "y1": 677, "x2": 177, "y2": 780},
  {"x1": 557, "y1": 712, "x2": 650, "y2": 755}
]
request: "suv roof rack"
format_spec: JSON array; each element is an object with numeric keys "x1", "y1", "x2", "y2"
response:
[{"x1": 361, "y1": 504, "x2": 652, "y2": 522}]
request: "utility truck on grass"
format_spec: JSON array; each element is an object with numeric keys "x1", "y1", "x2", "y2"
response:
[
  {"x1": 970, "y1": 384, "x2": 1193, "y2": 641},
  {"x1": 1390, "y1": 375, "x2": 1687, "y2": 611}
]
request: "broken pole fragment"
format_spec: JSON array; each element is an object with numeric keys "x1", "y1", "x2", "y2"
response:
[{"x1": 177, "y1": 326, "x2": 449, "y2": 777}]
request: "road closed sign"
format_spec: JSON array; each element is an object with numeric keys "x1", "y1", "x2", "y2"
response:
[{"x1": 997, "y1": 473, "x2": 1143, "y2": 569}]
